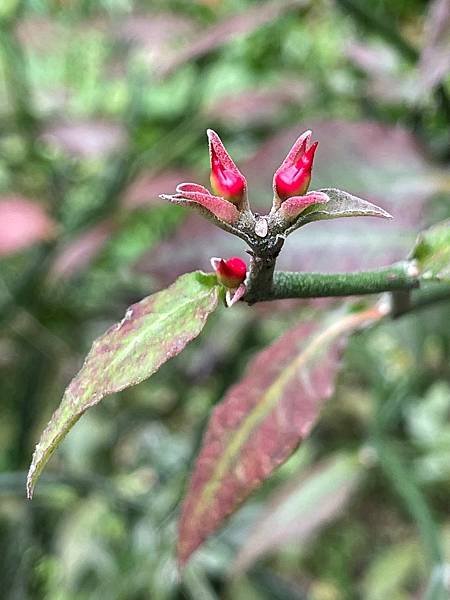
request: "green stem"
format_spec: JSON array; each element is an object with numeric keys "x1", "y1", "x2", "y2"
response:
[
  {"x1": 245, "y1": 255, "x2": 277, "y2": 303},
  {"x1": 245, "y1": 261, "x2": 418, "y2": 302}
]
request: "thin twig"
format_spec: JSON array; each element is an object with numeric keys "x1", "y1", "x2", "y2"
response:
[{"x1": 245, "y1": 261, "x2": 419, "y2": 303}]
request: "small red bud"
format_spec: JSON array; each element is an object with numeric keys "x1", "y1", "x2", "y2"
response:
[
  {"x1": 211, "y1": 256, "x2": 247, "y2": 289},
  {"x1": 208, "y1": 130, "x2": 247, "y2": 205},
  {"x1": 274, "y1": 131, "x2": 318, "y2": 202}
]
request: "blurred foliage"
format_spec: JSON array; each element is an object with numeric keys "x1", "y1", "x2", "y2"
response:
[{"x1": 0, "y1": 0, "x2": 449, "y2": 598}]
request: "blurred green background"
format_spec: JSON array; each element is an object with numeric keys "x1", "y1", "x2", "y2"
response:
[{"x1": 0, "y1": 1, "x2": 449, "y2": 598}]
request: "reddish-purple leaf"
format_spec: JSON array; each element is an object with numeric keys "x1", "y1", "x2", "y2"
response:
[
  {"x1": 177, "y1": 305, "x2": 385, "y2": 565},
  {"x1": 0, "y1": 197, "x2": 55, "y2": 257},
  {"x1": 50, "y1": 219, "x2": 117, "y2": 280},
  {"x1": 419, "y1": 0, "x2": 450, "y2": 92},
  {"x1": 41, "y1": 121, "x2": 126, "y2": 158}
]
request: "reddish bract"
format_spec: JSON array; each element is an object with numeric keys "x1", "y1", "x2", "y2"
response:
[
  {"x1": 173, "y1": 183, "x2": 240, "y2": 224},
  {"x1": 279, "y1": 191, "x2": 328, "y2": 220},
  {"x1": 208, "y1": 129, "x2": 247, "y2": 205},
  {"x1": 161, "y1": 130, "x2": 247, "y2": 225}
]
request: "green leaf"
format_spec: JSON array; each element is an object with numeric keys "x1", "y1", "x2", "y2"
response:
[
  {"x1": 27, "y1": 272, "x2": 221, "y2": 499},
  {"x1": 177, "y1": 305, "x2": 385, "y2": 565},
  {"x1": 362, "y1": 540, "x2": 423, "y2": 600},
  {"x1": 412, "y1": 219, "x2": 450, "y2": 282},
  {"x1": 290, "y1": 187, "x2": 392, "y2": 233}
]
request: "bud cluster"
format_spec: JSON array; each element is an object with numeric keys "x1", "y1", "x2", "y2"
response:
[{"x1": 161, "y1": 126, "x2": 390, "y2": 306}]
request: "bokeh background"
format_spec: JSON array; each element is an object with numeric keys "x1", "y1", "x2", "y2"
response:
[{"x1": 1, "y1": 1, "x2": 449, "y2": 598}]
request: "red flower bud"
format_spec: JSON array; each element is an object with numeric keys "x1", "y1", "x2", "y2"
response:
[
  {"x1": 273, "y1": 130, "x2": 318, "y2": 202},
  {"x1": 211, "y1": 256, "x2": 247, "y2": 289},
  {"x1": 208, "y1": 129, "x2": 247, "y2": 205}
]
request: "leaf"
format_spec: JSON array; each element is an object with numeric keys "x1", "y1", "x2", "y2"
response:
[
  {"x1": 49, "y1": 219, "x2": 117, "y2": 279},
  {"x1": 233, "y1": 453, "x2": 363, "y2": 573},
  {"x1": 27, "y1": 272, "x2": 221, "y2": 499},
  {"x1": 418, "y1": 0, "x2": 450, "y2": 92},
  {"x1": 412, "y1": 220, "x2": 450, "y2": 282},
  {"x1": 41, "y1": 121, "x2": 126, "y2": 158},
  {"x1": 291, "y1": 188, "x2": 392, "y2": 232},
  {"x1": 345, "y1": 41, "x2": 416, "y2": 106},
  {"x1": 0, "y1": 197, "x2": 56, "y2": 257},
  {"x1": 177, "y1": 305, "x2": 385, "y2": 565}
]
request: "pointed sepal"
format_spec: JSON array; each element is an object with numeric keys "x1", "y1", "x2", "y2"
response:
[
  {"x1": 278, "y1": 191, "x2": 329, "y2": 221},
  {"x1": 208, "y1": 129, "x2": 247, "y2": 208},
  {"x1": 273, "y1": 130, "x2": 318, "y2": 207},
  {"x1": 161, "y1": 182, "x2": 240, "y2": 225},
  {"x1": 226, "y1": 283, "x2": 246, "y2": 307}
]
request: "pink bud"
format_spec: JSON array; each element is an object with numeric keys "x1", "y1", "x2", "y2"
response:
[
  {"x1": 208, "y1": 129, "x2": 247, "y2": 205},
  {"x1": 273, "y1": 130, "x2": 318, "y2": 201},
  {"x1": 211, "y1": 256, "x2": 247, "y2": 289}
]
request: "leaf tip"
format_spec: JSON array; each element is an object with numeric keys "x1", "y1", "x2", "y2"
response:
[
  {"x1": 176, "y1": 543, "x2": 194, "y2": 570},
  {"x1": 26, "y1": 471, "x2": 34, "y2": 500}
]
